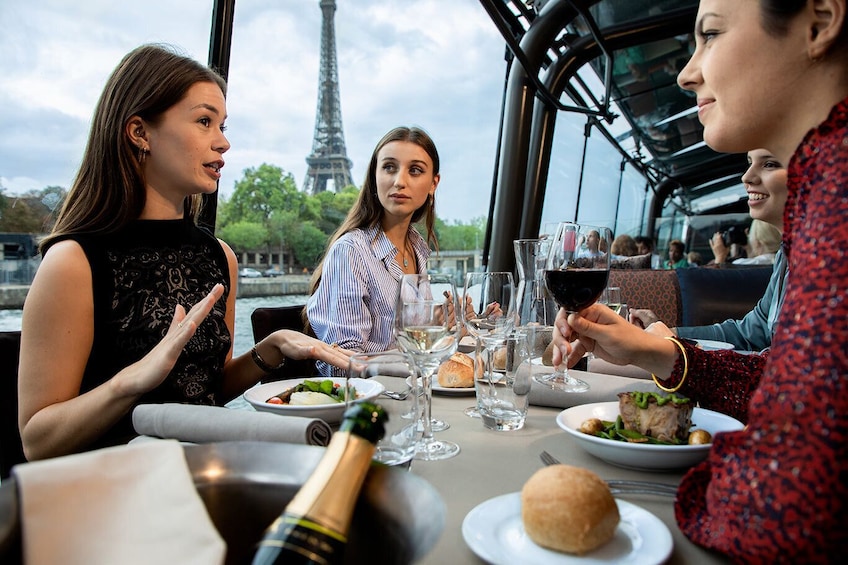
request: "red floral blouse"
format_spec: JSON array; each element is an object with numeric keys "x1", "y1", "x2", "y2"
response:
[{"x1": 655, "y1": 96, "x2": 848, "y2": 563}]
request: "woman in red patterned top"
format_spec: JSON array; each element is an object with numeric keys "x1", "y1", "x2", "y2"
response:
[{"x1": 552, "y1": 0, "x2": 847, "y2": 562}]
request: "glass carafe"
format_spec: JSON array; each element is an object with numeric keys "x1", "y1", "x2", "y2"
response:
[{"x1": 513, "y1": 239, "x2": 558, "y2": 327}]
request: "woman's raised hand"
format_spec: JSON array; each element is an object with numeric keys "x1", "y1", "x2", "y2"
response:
[{"x1": 118, "y1": 284, "x2": 226, "y2": 396}]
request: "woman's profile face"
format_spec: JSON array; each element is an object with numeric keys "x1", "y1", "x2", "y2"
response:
[
  {"x1": 143, "y1": 81, "x2": 230, "y2": 201},
  {"x1": 742, "y1": 149, "x2": 788, "y2": 228},
  {"x1": 676, "y1": 0, "x2": 809, "y2": 157}
]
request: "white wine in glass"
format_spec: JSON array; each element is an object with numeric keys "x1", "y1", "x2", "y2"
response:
[{"x1": 395, "y1": 274, "x2": 461, "y2": 461}]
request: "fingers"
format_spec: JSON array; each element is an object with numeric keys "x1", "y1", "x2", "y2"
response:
[
  {"x1": 173, "y1": 284, "x2": 225, "y2": 333},
  {"x1": 629, "y1": 308, "x2": 658, "y2": 328},
  {"x1": 566, "y1": 340, "x2": 588, "y2": 367},
  {"x1": 312, "y1": 342, "x2": 355, "y2": 369},
  {"x1": 483, "y1": 302, "x2": 503, "y2": 317},
  {"x1": 645, "y1": 321, "x2": 674, "y2": 337}
]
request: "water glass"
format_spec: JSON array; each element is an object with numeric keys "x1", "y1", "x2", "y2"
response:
[
  {"x1": 347, "y1": 351, "x2": 421, "y2": 467},
  {"x1": 477, "y1": 329, "x2": 531, "y2": 431}
]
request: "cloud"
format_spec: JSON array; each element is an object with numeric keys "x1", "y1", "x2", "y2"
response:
[{"x1": 0, "y1": 0, "x2": 507, "y2": 223}]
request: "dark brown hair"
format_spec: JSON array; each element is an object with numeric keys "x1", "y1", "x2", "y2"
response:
[
  {"x1": 760, "y1": 0, "x2": 847, "y2": 47},
  {"x1": 40, "y1": 44, "x2": 227, "y2": 253},
  {"x1": 308, "y1": 126, "x2": 440, "y2": 295}
]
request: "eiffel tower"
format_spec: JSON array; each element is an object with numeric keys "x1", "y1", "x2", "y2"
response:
[{"x1": 303, "y1": 0, "x2": 354, "y2": 194}]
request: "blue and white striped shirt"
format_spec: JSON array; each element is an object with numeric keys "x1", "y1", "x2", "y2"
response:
[{"x1": 307, "y1": 224, "x2": 430, "y2": 375}]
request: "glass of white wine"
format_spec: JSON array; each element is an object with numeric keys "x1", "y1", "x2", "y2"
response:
[
  {"x1": 600, "y1": 286, "x2": 623, "y2": 315},
  {"x1": 394, "y1": 274, "x2": 461, "y2": 461}
]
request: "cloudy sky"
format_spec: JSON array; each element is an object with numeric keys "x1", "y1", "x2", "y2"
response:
[{"x1": 0, "y1": 0, "x2": 510, "y2": 223}]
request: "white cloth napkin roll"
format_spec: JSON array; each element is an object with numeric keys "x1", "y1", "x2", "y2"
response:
[
  {"x1": 14, "y1": 440, "x2": 225, "y2": 565},
  {"x1": 132, "y1": 403, "x2": 332, "y2": 446},
  {"x1": 528, "y1": 369, "x2": 658, "y2": 409}
]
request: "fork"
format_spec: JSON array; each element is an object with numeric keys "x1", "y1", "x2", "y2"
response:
[{"x1": 539, "y1": 450, "x2": 678, "y2": 498}]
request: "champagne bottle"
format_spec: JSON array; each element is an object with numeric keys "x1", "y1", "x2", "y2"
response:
[{"x1": 252, "y1": 401, "x2": 387, "y2": 565}]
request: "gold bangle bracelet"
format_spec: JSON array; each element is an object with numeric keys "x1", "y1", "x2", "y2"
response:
[{"x1": 651, "y1": 336, "x2": 689, "y2": 393}]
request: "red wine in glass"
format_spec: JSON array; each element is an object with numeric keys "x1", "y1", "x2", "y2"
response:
[{"x1": 544, "y1": 269, "x2": 609, "y2": 312}]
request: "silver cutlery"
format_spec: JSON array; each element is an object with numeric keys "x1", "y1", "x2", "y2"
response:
[{"x1": 539, "y1": 450, "x2": 678, "y2": 498}]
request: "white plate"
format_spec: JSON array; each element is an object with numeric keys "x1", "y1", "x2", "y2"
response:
[
  {"x1": 462, "y1": 493, "x2": 672, "y2": 565},
  {"x1": 458, "y1": 336, "x2": 478, "y2": 353},
  {"x1": 407, "y1": 376, "x2": 475, "y2": 396},
  {"x1": 244, "y1": 377, "x2": 384, "y2": 423},
  {"x1": 556, "y1": 402, "x2": 744, "y2": 471},
  {"x1": 694, "y1": 339, "x2": 735, "y2": 351}
]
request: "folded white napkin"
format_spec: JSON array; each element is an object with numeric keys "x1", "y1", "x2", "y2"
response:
[
  {"x1": 14, "y1": 440, "x2": 225, "y2": 565},
  {"x1": 528, "y1": 368, "x2": 657, "y2": 409},
  {"x1": 132, "y1": 403, "x2": 332, "y2": 446}
]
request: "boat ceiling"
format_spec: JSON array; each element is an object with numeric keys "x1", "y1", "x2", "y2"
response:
[{"x1": 480, "y1": 0, "x2": 747, "y2": 209}]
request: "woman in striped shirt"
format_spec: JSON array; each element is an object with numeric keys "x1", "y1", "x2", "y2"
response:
[{"x1": 307, "y1": 126, "x2": 441, "y2": 375}]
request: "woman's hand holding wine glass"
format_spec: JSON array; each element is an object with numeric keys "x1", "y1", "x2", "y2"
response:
[{"x1": 538, "y1": 222, "x2": 612, "y2": 392}]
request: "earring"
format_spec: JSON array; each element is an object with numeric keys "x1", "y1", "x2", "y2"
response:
[{"x1": 137, "y1": 145, "x2": 148, "y2": 165}]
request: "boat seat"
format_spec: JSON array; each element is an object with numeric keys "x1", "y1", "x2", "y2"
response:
[
  {"x1": 0, "y1": 331, "x2": 25, "y2": 481},
  {"x1": 250, "y1": 305, "x2": 316, "y2": 382},
  {"x1": 609, "y1": 269, "x2": 682, "y2": 327}
]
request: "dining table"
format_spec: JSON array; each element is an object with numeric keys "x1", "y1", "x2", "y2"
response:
[{"x1": 406, "y1": 368, "x2": 730, "y2": 565}]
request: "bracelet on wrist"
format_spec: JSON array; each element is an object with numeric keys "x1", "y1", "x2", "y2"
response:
[
  {"x1": 251, "y1": 345, "x2": 286, "y2": 373},
  {"x1": 651, "y1": 336, "x2": 689, "y2": 393}
]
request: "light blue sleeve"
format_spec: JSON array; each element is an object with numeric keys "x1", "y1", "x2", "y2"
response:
[{"x1": 306, "y1": 240, "x2": 374, "y2": 376}]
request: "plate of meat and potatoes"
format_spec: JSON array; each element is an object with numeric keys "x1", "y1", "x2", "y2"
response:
[{"x1": 556, "y1": 393, "x2": 744, "y2": 471}]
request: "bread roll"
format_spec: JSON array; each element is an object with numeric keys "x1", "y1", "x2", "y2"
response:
[
  {"x1": 437, "y1": 352, "x2": 474, "y2": 388},
  {"x1": 492, "y1": 347, "x2": 507, "y2": 371},
  {"x1": 521, "y1": 464, "x2": 619, "y2": 554}
]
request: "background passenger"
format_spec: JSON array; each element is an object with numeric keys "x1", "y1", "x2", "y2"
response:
[
  {"x1": 631, "y1": 149, "x2": 789, "y2": 351},
  {"x1": 17, "y1": 45, "x2": 352, "y2": 461},
  {"x1": 730, "y1": 219, "x2": 781, "y2": 265},
  {"x1": 663, "y1": 239, "x2": 688, "y2": 269},
  {"x1": 610, "y1": 234, "x2": 638, "y2": 257}
]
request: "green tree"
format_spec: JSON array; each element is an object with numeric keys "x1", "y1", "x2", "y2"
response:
[
  {"x1": 435, "y1": 216, "x2": 486, "y2": 250},
  {"x1": 0, "y1": 186, "x2": 67, "y2": 233},
  {"x1": 288, "y1": 221, "x2": 329, "y2": 267},
  {"x1": 312, "y1": 185, "x2": 359, "y2": 235},
  {"x1": 217, "y1": 221, "x2": 267, "y2": 252},
  {"x1": 220, "y1": 164, "x2": 319, "y2": 266}
]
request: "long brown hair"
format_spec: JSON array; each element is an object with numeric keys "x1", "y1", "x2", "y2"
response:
[
  {"x1": 308, "y1": 126, "x2": 440, "y2": 295},
  {"x1": 40, "y1": 44, "x2": 227, "y2": 253}
]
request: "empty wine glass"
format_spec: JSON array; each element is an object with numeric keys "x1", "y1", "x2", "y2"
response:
[
  {"x1": 462, "y1": 271, "x2": 516, "y2": 417},
  {"x1": 537, "y1": 222, "x2": 612, "y2": 392},
  {"x1": 394, "y1": 274, "x2": 461, "y2": 461}
]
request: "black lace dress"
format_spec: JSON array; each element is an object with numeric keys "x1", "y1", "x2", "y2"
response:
[{"x1": 58, "y1": 218, "x2": 232, "y2": 448}]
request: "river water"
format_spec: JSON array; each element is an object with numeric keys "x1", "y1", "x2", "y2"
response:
[{"x1": 0, "y1": 295, "x2": 309, "y2": 357}]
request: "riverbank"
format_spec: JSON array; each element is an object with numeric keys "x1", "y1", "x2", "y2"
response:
[{"x1": 0, "y1": 275, "x2": 311, "y2": 309}]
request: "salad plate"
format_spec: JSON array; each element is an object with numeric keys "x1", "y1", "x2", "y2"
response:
[
  {"x1": 556, "y1": 402, "x2": 744, "y2": 471},
  {"x1": 244, "y1": 377, "x2": 384, "y2": 423},
  {"x1": 462, "y1": 493, "x2": 672, "y2": 564}
]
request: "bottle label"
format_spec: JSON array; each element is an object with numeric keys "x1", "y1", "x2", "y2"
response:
[{"x1": 254, "y1": 515, "x2": 346, "y2": 564}]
